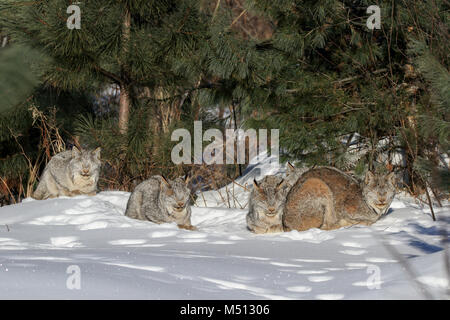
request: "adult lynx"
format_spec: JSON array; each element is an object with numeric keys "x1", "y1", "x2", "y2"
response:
[
  {"x1": 125, "y1": 175, "x2": 195, "y2": 230},
  {"x1": 246, "y1": 175, "x2": 290, "y2": 234},
  {"x1": 33, "y1": 146, "x2": 101, "y2": 200},
  {"x1": 283, "y1": 167, "x2": 396, "y2": 231}
]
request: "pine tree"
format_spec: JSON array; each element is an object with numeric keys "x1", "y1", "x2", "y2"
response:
[
  {"x1": 408, "y1": 40, "x2": 449, "y2": 193},
  {"x1": 0, "y1": 0, "x2": 214, "y2": 194},
  {"x1": 236, "y1": 0, "x2": 449, "y2": 190},
  {"x1": 1, "y1": 0, "x2": 448, "y2": 201},
  {"x1": 0, "y1": 45, "x2": 40, "y2": 112},
  {"x1": 2, "y1": 0, "x2": 208, "y2": 133}
]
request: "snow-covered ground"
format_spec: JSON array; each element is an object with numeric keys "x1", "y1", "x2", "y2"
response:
[{"x1": 0, "y1": 158, "x2": 449, "y2": 299}]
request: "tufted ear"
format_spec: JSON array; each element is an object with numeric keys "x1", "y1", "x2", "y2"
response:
[
  {"x1": 72, "y1": 146, "x2": 81, "y2": 158},
  {"x1": 287, "y1": 162, "x2": 295, "y2": 173},
  {"x1": 253, "y1": 179, "x2": 263, "y2": 194},
  {"x1": 160, "y1": 175, "x2": 170, "y2": 189},
  {"x1": 92, "y1": 147, "x2": 101, "y2": 161},
  {"x1": 184, "y1": 174, "x2": 191, "y2": 185},
  {"x1": 276, "y1": 178, "x2": 285, "y2": 191},
  {"x1": 364, "y1": 171, "x2": 375, "y2": 185}
]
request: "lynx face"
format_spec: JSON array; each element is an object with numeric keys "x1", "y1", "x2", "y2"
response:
[
  {"x1": 159, "y1": 176, "x2": 191, "y2": 218},
  {"x1": 70, "y1": 146, "x2": 101, "y2": 186},
  {"x1": 362, "y1": 171, "x2": 396, "y2": 215},
  {"x1": 252, "y1": 176, "x2": 289, "y2": 221}
]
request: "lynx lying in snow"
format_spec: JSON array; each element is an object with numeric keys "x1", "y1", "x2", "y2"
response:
[
  {"x1": 246, "y1": 175, "x2": 290, "y2": 234},
  {"x1": 32, "y1": 146, "x2": 101, "y2": 200},
  {"x1": 283, "y1": 167, "x2": 396, "y2": 231},
  {"x1": 125, "y1": 175, "x2": 195, "y2": 230}
]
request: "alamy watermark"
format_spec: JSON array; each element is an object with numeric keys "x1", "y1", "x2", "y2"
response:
[
  {"x1": 66, "y1": 265, "x2": 81, "y2": 290},
  {"x1": 66, "y1": 5, "x2": 81, "y2": 30},
  {"x1": 66, "y1": 4, "x2": 379, "y2": 31},
  {"x1": 366, "y1": 264, "x2": 382, "y2": 289},
  {"x1": 171, "y1": 121, "x2": 279, "y2": 166},
  {"x1": 366, "y1": 5, "x2": 381, "y2": 30}
]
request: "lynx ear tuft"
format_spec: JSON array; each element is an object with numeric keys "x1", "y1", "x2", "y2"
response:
[
  {"x1": 253, "y1": 179, "x2": 264, "y2": 194},
  {"x1": 160, "y1": 175, "x2": 170, "y2": 188},
  {"x1": 364, "y1": 171, "x2": 375, "y2": 184},
  {"x1": 184, "y1": 174, "x2": 191, "y2": 185},
  {"x1": 287, "y1": 162, "x2": 295, "y2": 172},
  {"x1": 276, "y1": 179, "x2": 285, "y2": 191},
  {"x1": 72, "y1": 146, "x2": 81, "y2": 158},
  {"x1": 92, "y1": 147, "x2": 101, "y2": 160}
]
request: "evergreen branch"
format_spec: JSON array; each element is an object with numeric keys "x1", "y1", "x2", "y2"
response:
[
  {"x1": 91, "y1": 64, "x2": 122, "y2": 85},
  {"x1": 229, "y1": 9, "x2": 247, "y2": 28},
  {"x1": 332, "y1": 69, "x2": 388, "y2": 86},
  {"x1": 212, "y1": 0, "x2": 221, "y2": 22},
  {"x1": 139, "y1": 83, "x2": 215, "y2": 102}
]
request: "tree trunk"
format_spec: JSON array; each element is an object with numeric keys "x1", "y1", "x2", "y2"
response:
[
  {"x1": 118, "y1": 84, "x2": 131, "y2": 134},
  {"x1": 118, "y1": 8, "x2": 131, "y2": 134}
]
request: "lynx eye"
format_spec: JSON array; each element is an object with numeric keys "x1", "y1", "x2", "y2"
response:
[{"x1": 166, "y1": 188, "x2": 174, "y2": 196}]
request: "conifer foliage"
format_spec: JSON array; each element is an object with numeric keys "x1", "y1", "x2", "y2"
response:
[
  {"x1": 2, "y1": 0, "x2": 208, "y2": 130},
  {"x1": 0, "y1": 0, "x2": 448, "y2": 204},
  {"x1": 241, "y1": 0, "x2": 449, "y2": 194}
]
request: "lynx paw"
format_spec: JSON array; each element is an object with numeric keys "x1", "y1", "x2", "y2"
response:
[{"x1": 178, "y1": 224, "x2": 198, "y2": 231}]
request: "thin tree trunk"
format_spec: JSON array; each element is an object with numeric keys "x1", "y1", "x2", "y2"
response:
[
  {"x1": 232, "y1": 102, "x2": 242, "y2": 177},
  {"x1": 119, "y1": 84, "x2": 131, "y2": 134},
  {"x1": 424, "y1": 181, "x2": 437, "y2": 221},
  {"x1": 118, "y1": 8, "x2": 131, "y2": 134}
]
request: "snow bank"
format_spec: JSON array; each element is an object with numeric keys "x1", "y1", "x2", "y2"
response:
[
  {"x1": 0, "y1": 189, "x2": 448, "y2": 299},
  {"x1": 0, "y1": 154, "x2": 449, "y2": 299}
]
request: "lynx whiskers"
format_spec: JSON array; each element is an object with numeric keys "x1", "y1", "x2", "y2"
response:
[{"x1": 362, "y1": 171, "x2": 396, "y2": 215}]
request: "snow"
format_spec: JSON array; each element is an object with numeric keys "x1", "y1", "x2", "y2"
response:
[
  {"x1": 197, "y1": 152, "x2": 282, "y2": 208},
  {"x1": 0, "y1": 158, "x2": 449, "y2": 299}
]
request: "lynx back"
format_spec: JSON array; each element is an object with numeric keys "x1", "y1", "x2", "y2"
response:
[{"x1": 283, "y1": 167, "x2": 396, "y2": 231}]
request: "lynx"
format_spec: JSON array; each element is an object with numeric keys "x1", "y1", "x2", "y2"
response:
[
  {"x1": 283, "y1": 167, "x2": 396, "y2": 231},
  {"x1": 246, "y1": 175, "x2": 290, "y2": 234},
  {"x1": 32, "y1": 146, "x2": 101, "y2": 200},
  {"x1": 125, "y1": 175, "x2": 195, "y2": 230}
]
